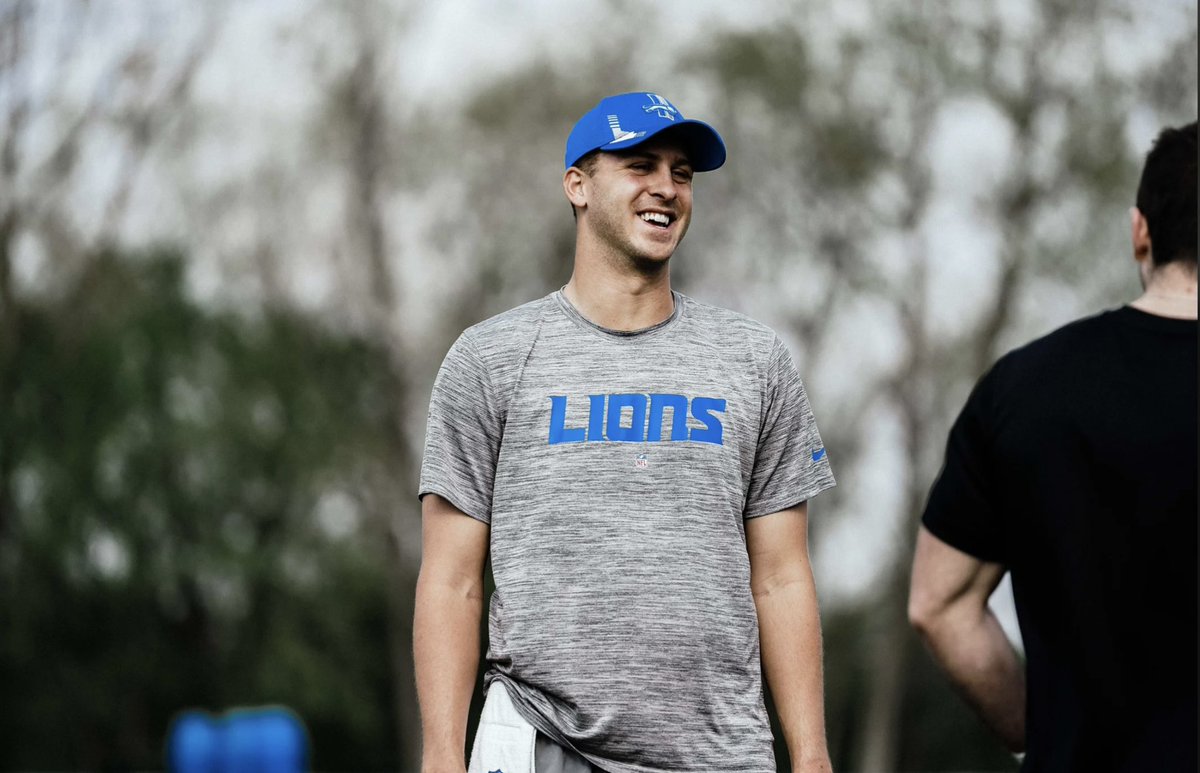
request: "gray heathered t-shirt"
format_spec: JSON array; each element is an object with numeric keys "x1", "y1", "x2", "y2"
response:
[{"x1": 419, "y1": 290, "x2": 835, "y2": 773}]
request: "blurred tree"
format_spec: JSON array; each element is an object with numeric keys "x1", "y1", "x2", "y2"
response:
[
  {"x1": 1, "y1": 0, "x2": 222, "y2": 592},
  {"x1": 0, "y1": 249, "x2": 405, "y2": 768},
  {"x1": 295, "y1": 3, "x2": 422, "y2": 764},
  {"x1": 0, "y1": 0, "x2": 221, "y2": 291}
]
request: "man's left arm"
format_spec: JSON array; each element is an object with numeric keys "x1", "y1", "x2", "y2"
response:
[{"x1": 746, "y1": 503, "x2": 832, "y2": 773}]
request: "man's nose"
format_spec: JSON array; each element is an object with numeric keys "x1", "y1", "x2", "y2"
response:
[{"x1": 646, "y1": 164, "x2": 678, "y2": 199}]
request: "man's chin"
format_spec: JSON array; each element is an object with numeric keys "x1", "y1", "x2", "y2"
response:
[
  {"x1": 627, "y1": 251, "x2": 673, "y2": 275},
  {"x1": 632, "y1": 236, "x2": 680, "y2": 262}
]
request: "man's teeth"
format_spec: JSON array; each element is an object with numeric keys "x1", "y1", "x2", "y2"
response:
[{"x1": 640, "y1": 212, "x2": 670, "y2": 226}]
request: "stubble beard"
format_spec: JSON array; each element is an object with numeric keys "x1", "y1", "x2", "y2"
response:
[
  {"x1": 588, "y1": 205, "x2": 684, "y2": 279},
  {"x1": 623, "y1": 252, "x2": 671, "y2": 278}
]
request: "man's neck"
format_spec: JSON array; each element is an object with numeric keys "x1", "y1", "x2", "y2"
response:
[
  {"x1": 563, "y1": 257, "x2": 675, "y2": 332},
  {"x1": 1130, "y1": 262, "x2": 1198, "y2": 320}
]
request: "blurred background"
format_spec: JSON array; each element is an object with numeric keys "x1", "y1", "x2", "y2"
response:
[{"x1": 1, "y1": 0, "x2": 1195, "y2": 769}]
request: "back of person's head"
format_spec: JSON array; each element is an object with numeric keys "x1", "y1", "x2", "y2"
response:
[{"x1": 1136, "y1": 121, "x2": 1197, "y2": 268}]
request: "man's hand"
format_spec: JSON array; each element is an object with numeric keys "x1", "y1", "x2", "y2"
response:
[
  {"x1": 908, "y1": 526, "x2": 1025, "y2": 753},
  {"x1": 414, "y1": 493, "x2": 490, "y2": 772}
]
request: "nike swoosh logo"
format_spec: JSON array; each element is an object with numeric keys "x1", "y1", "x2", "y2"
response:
[{"x1": 812, "y1": 448, "x2": 826, "y2": 462}]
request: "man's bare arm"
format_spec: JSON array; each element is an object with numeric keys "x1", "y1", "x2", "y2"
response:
[
  {"x1": 746, "y1": 503, "x2": 832, "y2": 773},
  {"x1": 414, "y1": 493, "x2": 490, "y2": 772},
  {"x1": 908, "y1": 525, "x2": 1025, "y2": 752}
]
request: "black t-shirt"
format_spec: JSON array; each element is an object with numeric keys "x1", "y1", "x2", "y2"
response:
[{"x1": 923, "y1": 306, "x2": 1197, "y2": 773}]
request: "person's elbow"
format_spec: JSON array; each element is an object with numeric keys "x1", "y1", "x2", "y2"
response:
[
  {"x1": 907, "y1": 526, "x2": 997, "y2": 645},
  {"x1": 908, "y1": 576, "x2": 994, "y2": 659},
  {"x1": 907, "y1": 572, "x2": 953, "y2": 645}
]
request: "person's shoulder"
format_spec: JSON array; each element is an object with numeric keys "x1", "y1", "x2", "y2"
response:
[
  {"x1": 461, "y1": 293, "x2": 556, "y2": 350},
  {"x1": 679, "y1": 293, "x2": 781, "y2": 348},
  {"x1": 973, "y1": 309, "x2": 1122, "y2": 406},
  {"x1": 996, "y1": 308, "x2": 1120, "y2": 370},
  {"x1": 679, "y1": 294, "x2": 793, "y2": 378}
]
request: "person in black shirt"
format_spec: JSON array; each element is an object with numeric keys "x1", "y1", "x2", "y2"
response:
[{"x1": 907, "y1": 121, "x2": 1197, "y2": 772}]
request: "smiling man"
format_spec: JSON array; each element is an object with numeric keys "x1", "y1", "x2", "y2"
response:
[{"x1": 414, "y1": 92, "x2": 836, "y2": 773}]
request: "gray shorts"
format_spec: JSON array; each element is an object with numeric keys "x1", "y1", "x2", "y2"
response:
[{"x1": 468, "y1": 683, "x2": 597, "y2": 773}]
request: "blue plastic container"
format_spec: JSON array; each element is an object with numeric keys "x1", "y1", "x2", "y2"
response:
[{"x1": 167, "y1": 706, "x2": 308, "y2": 773}]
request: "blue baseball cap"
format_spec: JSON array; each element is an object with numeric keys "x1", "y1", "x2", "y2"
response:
[{"x1": 564, "y1": 91, "x2": 726, "y2": 172}]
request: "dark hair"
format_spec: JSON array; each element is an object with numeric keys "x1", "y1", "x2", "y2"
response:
[
  {"x1": 574, "y1": 150, "x2": 601, "y2": 177},
  {"x1": 570, "y1": 150, "x2": 602, "y2": 219},
  {"x1": 1135, "y1": 122, "x2": 1197, "y2": 267}
]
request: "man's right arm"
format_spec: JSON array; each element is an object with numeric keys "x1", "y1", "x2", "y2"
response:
[
  {"x1": 908, "y1": 525, "x2": 1026, "y2": 753},
  {"x1": 414, "y1": 493, "x2": 490, "y2": 773}
]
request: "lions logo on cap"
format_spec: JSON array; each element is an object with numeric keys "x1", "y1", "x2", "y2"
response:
[{"x1": 642, "y1": 93, "x2": 678, "y2": 121}]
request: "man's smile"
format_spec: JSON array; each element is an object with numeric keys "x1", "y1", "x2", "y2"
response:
[{"x1": 637, "y1": 209, "x2": 676, "y2": 230}]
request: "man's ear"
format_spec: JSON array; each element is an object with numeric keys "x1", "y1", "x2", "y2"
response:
[
  {"x1": 1131, "y1": 206, "x2": 1152, "y2": 263},
  {"x1": 564, "y1": 167, "x2": 588, "y2": 211}
]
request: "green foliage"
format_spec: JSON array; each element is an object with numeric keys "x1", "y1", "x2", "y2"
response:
[
  {"x1": 691, "y1": 27, "x2": 886, "y2": 202},
  {"x1": 704, "y1": 29, "x2": 811, "y2": 109},
  {"x1": 0, "y1": 250, "x2": 403, "y2": 768}
]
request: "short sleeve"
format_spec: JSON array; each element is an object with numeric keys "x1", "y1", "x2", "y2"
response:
[
  {"x1": 418, "y1": 332, "x2": 504, "y2": 524},
  {"x1": 921, "y1": 370, "x2": 1007, "y2": 562},
  {"x1": 744, "y1": 337, "x2": 837, "y2": 518}
]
